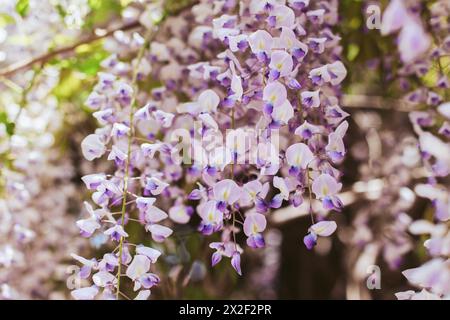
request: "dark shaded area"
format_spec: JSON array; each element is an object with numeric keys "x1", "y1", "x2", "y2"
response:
[{"x1": 278, "y1": 217, "x2": 345, "y2": 299}]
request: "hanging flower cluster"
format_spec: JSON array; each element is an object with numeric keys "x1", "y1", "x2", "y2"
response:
[
  {"x1": 73, "y1": 4, "x2": 170, "y2": 301},
  {"x1": 184, "y1": 0, "x2": 348, "y2": 266},
  {"x1": 381, "y1": 0, "x2": 450, "y2": 299},
  {"x1": 73, "y1": 0, "x2": 348, "y2": 299}
]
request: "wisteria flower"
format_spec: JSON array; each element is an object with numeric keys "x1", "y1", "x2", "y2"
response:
[
  {"x1": 243, "y1": 212, "x2": 267, "y2": 248},
  {"x1": 144, "y1": 177, "x2": 169, "y2": 196},
  {"x1": 240, "y1": 180, "x2": 268, "y2": 207},
  {"x1": 381, "y1": 0, "x2": 408, "y2": 35},
  {"x1": 153, "y1": 110, "x2": 175, "y2": 128},
  {"x1": 248, "y1": 30, "x2": 274, "y2": 60},
  {"x1": 270, "y1": 100, "x2": 294, "y2": 127},
  {"x1": 303, "y1": 221, "x2": 337, "y2": 250},
  {"x1": 71, "y1": 254, "x2": 98, "y2": 279},
  {"x1": 98, "y1": 253, "x2": 119, "y2": 272},
  {"x1": 285, "y1": 143, "x2": 315, "y2": 175},
  {"x1": 76, "y1": 210, "x2": 101, "y2": 238},
  {"x1": 71, "y1": 286, "x2": 99, "y2": 300},
  {"x1": 273, "y1": 176, "x2": 290, "y2": 201},
  {"x1": 288, "y1": 0, "x2": 309, "y2": 11},
  {"x1": 398, "y1": 20, "x2": 431, "y2": 64},
  {"x1": 135, "y1": 290, "x2": 151, "y2": 300},
  {"x1": 108, "y1": 145, "x2": 128, "y2": 166},
  {"x1": 295, "y1": 121, "x2": 321, "y2": 140},
  {"x1": 312, "y1": 174, "x2": 343, "y2": 211},
  {"x1": 81, "y1": 174, "x2": 106, "y2": 190},
  {"x1": 104, "y1": 224, "x2": 128, "y2": 242},
  {"x1": 135, "y1": 245, "x2": 161, "y2": 263},
  {"x1": 327, "y1": 61, "x2": 347, "y2": 86},
  {"x1": 267, "y1": 5, "x2": 295, "y2": 29},
  {"x1": 126, "y1": 255, "x2": 150, "y2": 281},
  {"x1": 301, "y1": 90, "x2": 320, "y2": 109},
  {"x1": 169, "y1": 205, "x2": 193, "y2": 224},
  {"x1": 111, "y1": 123, "x2": 130, "y2": 138},
  {"x1": 269, "y1": 50, "x2": 294, "y2": 81},
  {"x1": 198, "y1": 200, "x2": 224, "y2": 235},
  {"x1": 81, "y1": 134, "x2": 106, "y2": 161},
  {"x1": 277, "y1": 27, "x2": 308, "y2": 60},
  {"x1": 145, "y1": 206, "x2": 168, "y2": 224},
  {"x1": 145, "y1": 224, "x2": 173, "y2": 242},
  {"x1": 177, "y1": 89, "x2": 220, "y2": 115},
  {"x1": 308, "y1": 37, "x2": 327, "y2": 54},
  {"x1": 325, "y1": 121, "x2": 348, "y2": 163},
  {"x1": 141, "y1": 142, "x2": 164, "y2": 158},
  {"x1": 93, "y1": 271, "x2": 117, "y2": 288},
  {"x1": 263, "y1": 81, "x2": 288, "y2": 112},
  {"x1": 135, "y1": 273, "x2": 160, "y2": 290},
  {"x1": 136, "y1": 197, "x2": 157, "y2": 212}
]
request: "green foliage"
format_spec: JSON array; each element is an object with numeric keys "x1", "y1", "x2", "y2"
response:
[
  {"x1": 50, "y1": 42, "x2": 108, "y2": 108},
  {"x1": 346, "y1": 43, "x2": 360, "y2": 62},
  {"x1": 52, "y1": 69, "x2": 83, "y2": 100},
  {"x1": 15, "y1": 0, "x2": 29, "y2": 17},
  {"x1": 0, "y1": 13, "x2": 15, "y2": 27},
  {"x1": 74, "y1": 44, "x2": 110, "y2": 76},
  {"x1": 164, "y1": 0, "x2": 197, "y2": 14},
  {"x1": 339, "y1": 0, "x2": 399, "y2": 96},
  {"x1": 0, "y1": 111, "x2": 15, "y2": 136},
  {"x1": 84, "y1": 0, "x2": 122, "y2": 29}
]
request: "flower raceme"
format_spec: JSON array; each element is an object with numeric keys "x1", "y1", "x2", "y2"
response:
[{"x1": 73, "y1": 0, "x2": 348, "y2": 299}]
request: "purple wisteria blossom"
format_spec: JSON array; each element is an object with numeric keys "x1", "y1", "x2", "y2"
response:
[{"x1": 69, "y1": 0, "x2": 349, "y2": 298}]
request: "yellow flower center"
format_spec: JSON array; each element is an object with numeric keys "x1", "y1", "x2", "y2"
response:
[{"x1": 295, "y1": 154, "x2": 302, "y2": 165}]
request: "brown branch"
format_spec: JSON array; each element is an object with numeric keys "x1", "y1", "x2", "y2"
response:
[
  {"x1": 341, "y1": 94, "x2": 417, "y2": 113},
  {"x1": 0, "y1": 20, "x2": 141, "y2": 78}
]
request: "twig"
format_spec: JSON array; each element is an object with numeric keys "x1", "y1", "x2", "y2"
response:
[
  {"x1": 0, "y1": 21, "x2": 141, "y2": 78},
  {"x1": 12, "y1": 66, "x2": 42, "y2": 126}
]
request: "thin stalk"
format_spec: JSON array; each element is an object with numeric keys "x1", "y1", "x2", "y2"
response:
[
  {"x1": 230, "y1": 107, "x2": 235, "y2": 178},
  {"x1": 232, "y1": 209, "x2": 237, "y2": 251},
  {"x1": 12, "y1": 67, "x2": 42, "y2": 135},
  {"x1": 230, "y1": 108, "x2": 237, "y2": 251},
  {"x1": 306, "y1": 166, "x2": 315, "y2": 225},
  {"x1": 115, "y1": 27, "x2": 156, "y2": 300}
]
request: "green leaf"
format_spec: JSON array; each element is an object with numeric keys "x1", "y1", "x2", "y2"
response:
[
  {"x1": 15, "y1": 0, "x2": 29, "y2": 17},
  {"x1": 52, "y1": 70, "x2": 82, "y2": 100},
  {"x1": 347, "y1": 44, "x2": 360, "y2": 62},
  {"x1": 55, "y1": 4, "x2": 67, "y2": 19},
  {"x1": 84, "y1": 0, "x2": 122, "y2": 29},
  {"x1": 73, "y1": 43, "x2": 109, "y2": 75},
  {"x1": 0, "y1": 13, "x2": 15, "y2": 27},
  {"x1": 74, "y1": 53, "x2": 108, "y2": 75},
  {"x1": 0, "y1": 111, "x2": 15, "y2": 136}
]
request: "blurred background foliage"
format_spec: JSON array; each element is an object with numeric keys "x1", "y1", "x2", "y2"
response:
[{"x1": 1, "y1": 0, "x2": 449, "y2": 299}]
